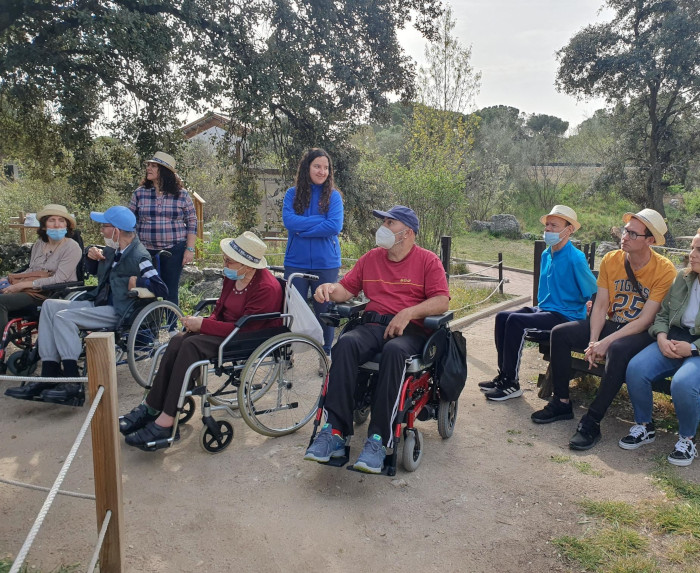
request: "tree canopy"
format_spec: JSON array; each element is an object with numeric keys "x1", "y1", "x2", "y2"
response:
[{"x1": 556, "y1": 0, "x2": 700, "y2": 215}]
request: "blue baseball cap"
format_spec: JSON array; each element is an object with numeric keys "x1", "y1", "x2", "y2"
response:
[
  {"x1": 372, "y1": 205, "x2": 419, "y2": 234},
  {"x1": 90, "y1": 206, "x2": 136, "y2": 232}
]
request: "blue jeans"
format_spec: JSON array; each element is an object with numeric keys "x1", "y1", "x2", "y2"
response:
[
  {"x1": 626, "y1": 342, "x2": 700, "y2": 438},
  {"x1": 284, "y1": 266, "x2": 339, "y2": 355},
  {"x1": 149, "y1": 241, "x2": 186, "y2": 306}
]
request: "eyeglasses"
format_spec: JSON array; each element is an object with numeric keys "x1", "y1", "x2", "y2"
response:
[{"x1": 621, "y1": 227, "x2": 652, "y2": 240}]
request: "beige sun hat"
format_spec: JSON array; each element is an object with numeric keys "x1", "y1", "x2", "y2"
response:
[
  {"x1": 220, "y1": 232, "x2": 268, "y2": 269},
  {"x1": 36, "y1": 204, "x2": 76, "y2": 227},
  {"x1": 623, "y1": 208, "x2": 667, "y2": 246},
  {"x1": 539, "y1": 205, "x2": 581, "y2": 231},
  {"x1": 146, "y1": 151, "x2": 177, "y2": 174}
]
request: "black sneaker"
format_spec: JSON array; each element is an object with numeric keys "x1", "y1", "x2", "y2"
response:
[
  {"x1": 478, "y1": 373, "x2": 503, "y2": 393},
  {"x1": 618, "y1": 423, "x2": 655, "y2": 450},
  {"x1": 668, "y1": 437, "x2": 698, "y2": 467},
  {"x1": 569, "y1": 415, "x2": 601, "y2": 450},
  {"x1": 485, "y1": 379, "x2": 522, "y2": 401},
  {"x1": 531, "y1": 397, "x2": 574, "y2": 424}
]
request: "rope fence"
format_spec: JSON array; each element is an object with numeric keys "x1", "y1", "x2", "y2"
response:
[
  {"x1": 3, "y1": 333, "x2": 123, "y2": 572},
  {"x1": 449, "y1": 279, "x2": 506, "y2": 313}
]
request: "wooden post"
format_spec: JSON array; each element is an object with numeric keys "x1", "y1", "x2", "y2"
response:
[
  {"x1": 19, "y1": 211, "x2": 27, "y2": 244},
  {"x1": 533, "y1": 240, "x2": 545, "y2": 303},
  {"x1": 86, "y1": 333, "x2": 124, "y2": 573},
  {"x1": 498, "y1": 252, "x2": 504, "y2": 294},
  {"x1": 440, "y1": 236, "x2": 452, "y2": 279},
  {"x1": 191, "y1": 192, "x2": 206, "y2": 259}
]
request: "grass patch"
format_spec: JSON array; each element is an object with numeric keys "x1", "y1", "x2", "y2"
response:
[
  {"x1": 0, "y1": 559, "x2": 80, "y2": 572},
  {"x1": 554, "y1": 525, "x2": 649, "y2": 570},
  {"x1": 655, "y1": 504, "x2": 700, "y2": 539},
  {"x1": 549, "y1": 454, "x2": 603, "y2": 477},
  {"x1": 452, "y1": 233, "x2": 535, "y2": 270},
  {"x1": 580, "y1": 500, "x2": 641, "y2": 526},
  {"x1": 447, "y1": 283, "x2": 511, "y2": 319}
]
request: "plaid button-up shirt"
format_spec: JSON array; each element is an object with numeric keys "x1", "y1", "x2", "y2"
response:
[{"x1": 129, "y1": 186, "x2": 198, "y2": 250}]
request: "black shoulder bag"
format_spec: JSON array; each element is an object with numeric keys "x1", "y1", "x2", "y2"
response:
[{"x1": 624, "y1": 256, "x2": 648, "y2": 302}]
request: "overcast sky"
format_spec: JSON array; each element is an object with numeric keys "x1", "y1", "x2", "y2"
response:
[{"x1": 398, "y1": 0, "x2": 614, "y2": 129}]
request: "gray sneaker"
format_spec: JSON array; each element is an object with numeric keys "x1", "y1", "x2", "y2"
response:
[
  {"x1": 354, "y1": 434, "x2": 386, "y2": 474},
  {"x1": 304, "y1": 423, "x2": 345, "y2": 462}
]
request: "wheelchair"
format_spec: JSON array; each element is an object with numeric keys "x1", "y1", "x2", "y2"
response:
[
  {"x1": 137, "y1": 271, "x2": 328, "y2": 453},
  {"x1": 0, "y1": 244, "x2": 182, "y2": 388},
  {"x1": 308, "y1": 301, "x2": 460, "y2": 476}
]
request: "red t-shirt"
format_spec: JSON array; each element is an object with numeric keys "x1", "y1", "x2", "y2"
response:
[
  {"x1": 200, "y1": 268, "x2": 283, "y2": 337},
  {"x1": 339, "y1": 245, "x2": 450, "y2": 327}
]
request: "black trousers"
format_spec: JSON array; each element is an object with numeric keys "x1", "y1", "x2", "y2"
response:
[
  {"x1": 324, "y1": 323, "x2": 426, "y2": 447},
  {"x1": 550, "y1": 319, "x2": 654, "y2": 422},
  {"x1": 494, "y1": 306, "x2": 567, "y2": 381}
]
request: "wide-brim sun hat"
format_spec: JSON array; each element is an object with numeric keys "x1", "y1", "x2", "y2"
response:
[
  {"x1": 539, "y1": 205, "x2": 581, "y2": 232},
  {"x1": 36, "y1": 204, "x2": 76, "y2": 227},
  {"x1": 220, "y1": 231, "x2": 268, "y2": 269},
  {"x1": 146, "y1": 151, "x2": 177, "y2": 174},
  {"x1": 89, "y1": 206, "x2": 137, "y2": 232},
  {"x1": 623, "y1": 209, "x2": 667, "y2": 246},
  {"x1": 372, "y1": 205, "x2": 420, "y2": 234}
]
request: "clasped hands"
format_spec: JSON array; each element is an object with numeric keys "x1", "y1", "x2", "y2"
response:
[
  {"x1": 657, "y1": 336, "x2": 693, "y2": 360},
  {"x1": 180, "y1": 315, "x2": 203, "y2": 333}
]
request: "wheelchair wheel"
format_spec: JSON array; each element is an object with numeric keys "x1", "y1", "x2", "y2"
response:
[
  {"x1": 402, "y1": 428, "x2": 424, "y2": 472},
  {"x1": 353, "y1": 405, "x2": 370, "y2": 426},
  {"x1": 200, "y1": 420, "x2": 234, "y2": 453},
  {"x1": 238, "y1": 333, "x2": 325, "y2": 437},
  {"x1": 179, "y1": 396, "x2": 196, "y2": 425},
  {"x1": 7, "y1": 350, "x2": 38, "y2": 377},
  {"x1": 437, "y1": 399, "x2": 458, "y2": 439},
  {"x1": 127, "y1": 301, "x2": 183, "y2": 388}
]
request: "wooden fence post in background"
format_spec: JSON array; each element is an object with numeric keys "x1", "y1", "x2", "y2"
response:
[
  {"x1": 440, "y1": 236, "x2": 452, "y2": 279},
  {"x1": 533, "y1": 240, "x2": 545, "y2": 304},
  {"x1": 191, "y1": 192, "x2": 206, "y2": 259},
  {"x1": 86, "y1": 333, "x2": 124, "y2": 573}
]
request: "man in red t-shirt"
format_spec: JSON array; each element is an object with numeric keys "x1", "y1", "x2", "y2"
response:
[{"x1": 304, "y1": 205, "x2": 450, "y2": 473}]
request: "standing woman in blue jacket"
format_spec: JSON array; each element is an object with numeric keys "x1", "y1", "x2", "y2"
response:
[{"x1": 283, "y1": 148, "x2": 344, "y2": 361}]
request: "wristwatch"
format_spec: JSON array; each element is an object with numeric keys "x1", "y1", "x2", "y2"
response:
[
  {"x1": 691, "y1": 343, "x2": 699, "y2": 358},
  {"x1": 185, "y1": 246, "x2": 195, "y2": 252}
]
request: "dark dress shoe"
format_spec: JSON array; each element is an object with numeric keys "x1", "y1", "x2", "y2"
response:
[
  {"x1": 40, "y1": 383, "x2": 85, "y2": 407},
  {"x1": 5, "y1": 382, "x2": 57, "y2": 401}
]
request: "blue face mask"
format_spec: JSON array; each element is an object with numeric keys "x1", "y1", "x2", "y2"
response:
[
  {"x1": 223, "y1": 267, "x2": 246, "y2": 281},
  {"x1": 543, "y1": 231, "x2": 562, "y2": 247},
  {"x1": 47, "y1": 228, "x2": 67, "y2": 241}
]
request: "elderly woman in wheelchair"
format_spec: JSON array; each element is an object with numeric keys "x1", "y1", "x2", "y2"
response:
[{"x1": 119, "y1": 231, "x2": 286, "y2": 451}]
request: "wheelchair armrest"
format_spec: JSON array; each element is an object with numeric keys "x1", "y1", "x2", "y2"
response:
[
  {"x1": 523, "y1": 329, "x2": 551, "y2": 343},
  {"x1": 268, "y1": 265, "x2": 284, "y2": 273},
  {"x1": 235, "y1": 313, "x2": 283, "y2": 329},
  {"x1": 39, "y1": 280, "x2": 85, "y2": 292},
  {"x1": 194, "y1": 298, "x2": 218, "y2": 313},
  {"x1": 336, "y1": 301, "x2": 368, "y2": 318},
  {"x1": 128, "y1": 288, "x2": 156, "y2": 299},
  {"x1": 423, "y1": 312, "x2": 453, "y2": 331}
]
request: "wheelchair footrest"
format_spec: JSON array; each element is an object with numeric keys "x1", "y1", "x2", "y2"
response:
[
  {"x1": 320, "y1": 445, "x2": 351, "y2": 468},
  {"x1": 346, "y1": 464, "x2": 393, "y2": 476}
]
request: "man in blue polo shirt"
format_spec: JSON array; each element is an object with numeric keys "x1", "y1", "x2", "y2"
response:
[{"x1": 481, "y1": 205, "x2": 598, "y2": 401}]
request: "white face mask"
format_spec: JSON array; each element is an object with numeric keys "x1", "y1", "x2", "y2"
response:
[
  {"x1": 375, "y1": 225, "x2": 407, "y2": 249},
  {"x1": 105, "y1": 228, "x2": 120, "y2": 250}
]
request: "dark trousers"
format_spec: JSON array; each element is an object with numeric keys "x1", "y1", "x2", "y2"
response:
[
  {"x1": 0, "y1": 292, "x2": 41, "y2": 334},
  {"x1": 146, "y1": 332, "x2": 222, "y2": 417},
  {"x1": 149, "y1": 241, "x2": 186, "y2": 306},
  {"x1": 324, "y1": 323, "x2": 426, "y2": 447},
  {"x1": 145, "y1": 328, "x2": 283, "y2": 417},
  {"x1": 494, "y1": 306, "x2": 567, "y2": 381},
  {"x1": 550, "y1": 319, "x2": 654, "y2": 421},
  {"x1": 284, "y1": 266, "x2": 339, "y2": 355}
]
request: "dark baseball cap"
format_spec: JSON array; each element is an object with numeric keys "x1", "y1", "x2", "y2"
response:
[{"x1": 372, "y1": 205, "x2": 419, "y2": 234}]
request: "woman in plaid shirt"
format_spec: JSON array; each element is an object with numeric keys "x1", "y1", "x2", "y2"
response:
[{"x1": 129, "y1": 151, "x2": 197, "y2": 306}]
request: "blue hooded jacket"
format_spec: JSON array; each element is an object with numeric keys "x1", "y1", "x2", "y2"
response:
[{"x1": 283, "y1": 184, "x2": 343, "y2": 269}]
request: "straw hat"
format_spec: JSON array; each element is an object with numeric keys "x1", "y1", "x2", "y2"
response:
[
  {"x1": 220, "y1": 232, "x2": 268, "y2": 269},
  {"x1": 146, "y1": 151, "x2": 177, "y2": 174},
  {"x1": 36, "y1": 204, "x2": 76, "y2": 227},
  {"x1": 539, "y1": 205, "x2": 580, "y2": 231},
  {"x1": 623, "y1": 209, "x2": 667, "y2": 246}
]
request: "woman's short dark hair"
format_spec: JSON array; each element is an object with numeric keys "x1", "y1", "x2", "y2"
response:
[
  {"x1": 293, "y1": 148, "x2": 341, "y2": 214},
  {"x1": 37, "y1": 216, "x2": 75, "y2": 242},
  {"x1": 140, "y1": 163, "x2": 184, "y2": 197}
]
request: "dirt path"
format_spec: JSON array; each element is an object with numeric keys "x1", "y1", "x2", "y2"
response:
[{"x1": 0, "y1": 274, "x2": 686, "y2": 572}]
